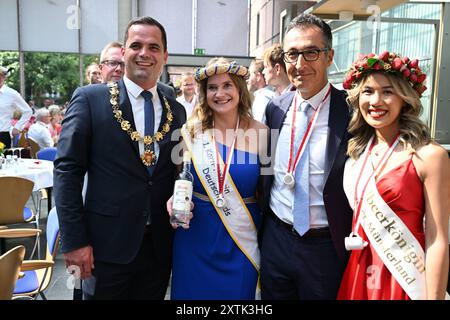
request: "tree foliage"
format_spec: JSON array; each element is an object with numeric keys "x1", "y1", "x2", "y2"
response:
[{"x1": 0, "y1": 51, "x2": 97, "y2": 106}]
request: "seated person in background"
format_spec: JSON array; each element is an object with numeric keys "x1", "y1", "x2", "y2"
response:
[
  {"x1": 48, "y1": 105, "x2": 62, "y2": 143},
  {"x1": 10, "y1": 110, "x2": 35, "y2": 146},
  {"x1": 10, "y1": 109, "x2": 22, "y2": 127},
  {"x1": 28, "y1": 108, "x2": 54, "y2": 148}
]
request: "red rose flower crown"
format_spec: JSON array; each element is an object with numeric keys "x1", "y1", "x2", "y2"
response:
[{"x1": 342, "y1": 51, "x2": 427, "y2": 97}]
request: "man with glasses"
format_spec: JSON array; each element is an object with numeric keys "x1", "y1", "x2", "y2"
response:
[
  {"x1": 260, "y1": 13, "x2": 352, "y2": 300},
  {"x1": 99, "y1": 42, "x2": 125, "y2": 83}
]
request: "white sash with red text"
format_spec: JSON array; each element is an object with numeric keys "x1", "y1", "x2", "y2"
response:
[{"x1": 361, "y1": 175, "x2": 427, "y2": 300}]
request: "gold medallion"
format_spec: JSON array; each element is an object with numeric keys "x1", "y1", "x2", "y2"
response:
[
  {"x1": 108, "y1": 82, "x2": 173, "y2": 167},
  {"x1": 141, "y1": 150, "x2": 157, "y2": 166}
]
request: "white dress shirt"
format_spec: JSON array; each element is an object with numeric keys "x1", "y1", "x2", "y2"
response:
[
  {"x1": 270, "y1": 83, "x2": 331, "y2": 228},
  {"x1": 0, "y1": 85, "x2": 32, "y2": 132},
  {"x1": 251, "y1": 86, "x2": 275, "y2": 123},
  {"x1": 28, "y1": 121, "x2": 54, "y2": 148},
  {"x1": 278, "y1": 83, "x2": 294, "y2": 96},
  {"x1": 176, "y1": 94, "x2": 198, "y2": 118},
  {"x1": 123, "y1": 76, "x2": 163, "y2": 161}
]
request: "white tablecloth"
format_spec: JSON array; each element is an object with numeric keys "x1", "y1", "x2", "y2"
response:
[{"x1": 0, "y1": 158, "x2": 54, "y2": 191}]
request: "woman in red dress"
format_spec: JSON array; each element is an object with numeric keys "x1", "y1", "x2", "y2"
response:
[{"x1": 338, "y1": 52, "x2": 449, "y2": 300}]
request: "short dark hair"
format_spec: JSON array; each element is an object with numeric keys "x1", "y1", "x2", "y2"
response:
[
  {"x1": 124, "y1": 16, "x2": 167, "y2": 52},
  {"x1": 285, "y1": 14, "x2": 332, "y2": 49}
]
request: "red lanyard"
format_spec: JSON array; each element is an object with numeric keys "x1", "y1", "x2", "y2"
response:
[
  {"x1": 212, "y1": 117, "x2": 240, "y2": 197},
  {"x1": 353, "y1": 133, "x2": 401, "y2": 227},
  {"x1": 286, "y1": 85, "x2": 332, "y2": 175}
]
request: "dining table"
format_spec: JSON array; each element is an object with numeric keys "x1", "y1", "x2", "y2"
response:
[{"x1": 0, "y1": 158, "x2": 54, "y2": 209}]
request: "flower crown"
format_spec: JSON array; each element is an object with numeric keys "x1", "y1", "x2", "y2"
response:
[
  {"x1": 343, "y1": 51, "x2": 427, "y2": 96},
  {"x1": 194, "y1": 61, "x2": 249, "y2": 82}
]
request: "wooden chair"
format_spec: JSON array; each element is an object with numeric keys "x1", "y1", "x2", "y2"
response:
[
  {"x1": 0, "y1": 176, "x2": 41, "y2": 258},
  {"x1": 0, "y1": 246, "x2": 25, "y2": 300},
  {"x1": 17, "y1": 132, "x2": 28, "y2": 148},
  {"x1": 26, "y1": 138, "x2": 40, "y2": 159},
  {"x1": 17, "y1": 132, "x2": 31, "y2": 158}
]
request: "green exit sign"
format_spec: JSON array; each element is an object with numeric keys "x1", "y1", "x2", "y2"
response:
[{"x1": 194, "y1": 48, "x2": 206, "y2": 55}]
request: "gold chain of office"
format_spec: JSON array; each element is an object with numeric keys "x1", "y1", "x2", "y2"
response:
[{"x1": 108, "y1": 81, "x2": 173, "y2": 166}]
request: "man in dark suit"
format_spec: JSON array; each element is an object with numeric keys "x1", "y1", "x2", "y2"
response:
[
  {"x1": 260, "y1": 14, "x2": 352, "y2": 300},
  {"x1": 54, "y1": 16, "x2": 186, "y2": 300}
]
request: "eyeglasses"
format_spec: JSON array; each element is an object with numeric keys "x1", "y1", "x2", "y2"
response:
[
  {"x1": 282, "y1": 48, "x2": 330, "y2": 64},
  {"x1": 101, "y1": 60, "x2": 125, "y2": 69}
]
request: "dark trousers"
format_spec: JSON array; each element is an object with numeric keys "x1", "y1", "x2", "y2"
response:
[
  {"x1": 83, "y1": 226, "x2": 171, "y2": 300},
  {"x1": 260, "y1": 214, "x2": 344, "y2": 300},
  {"x1": 0, "y1": 132, "x2": 11, "y2": 149}
]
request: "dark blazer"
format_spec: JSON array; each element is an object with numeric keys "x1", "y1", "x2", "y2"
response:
[
  {"x1": 262, "y1": 85, "x2": 353, "y2": 264},
  {"x1": 157, "y1": 82, "x2": 176, "y2": 99},
  {"x1": 54, "y1": 79, "x2": 186, "y2": 268}
]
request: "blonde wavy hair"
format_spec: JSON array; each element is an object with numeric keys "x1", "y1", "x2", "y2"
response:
[
  {"x1": 186, "y1": 57, "x2": 253, "y2": 137},
  {"x1": 347, "y1": 72, "x2": 431, "y2": 159}
]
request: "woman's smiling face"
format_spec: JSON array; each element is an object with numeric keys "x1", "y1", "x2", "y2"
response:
[
  {"x1": 206, "y1": 73, "x2": 240, "y2": 116},
  {"x1": 359, "y1": 73, "x2": 404, "y2": 131}
]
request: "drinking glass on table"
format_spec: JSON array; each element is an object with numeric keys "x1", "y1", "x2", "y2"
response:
[
  {"x1": 5, "y1": 155, "x2": 12, "y2": 169},
  {"x1": 16, "y1": 147, "x2": 24, "y2": 159}
]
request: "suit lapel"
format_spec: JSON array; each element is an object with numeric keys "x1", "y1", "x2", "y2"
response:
[
  {"x1": 275, "y1": 92, "x2": 295, "y2": 131},
  {"x1": 118, "y1": 79, "x2": 140, "y2": 158},
  {"x1": 272, "y1": 88, "x2": 348, "y2": 177},
  {"x1": 324, "y1": 87, "x2": 349, "y2": 181}
]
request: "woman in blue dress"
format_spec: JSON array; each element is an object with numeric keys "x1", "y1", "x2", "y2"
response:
[{"x1": 169, "y1": 57, "x2": 268, "y2": 300}]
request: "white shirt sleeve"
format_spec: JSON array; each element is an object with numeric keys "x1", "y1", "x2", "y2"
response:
[
  {"x1": 12, "y1": 91, "x2": 32, "y2": 131},
  {"x1": 28, "y1": 122, "x2": 54, "y2": 148}
]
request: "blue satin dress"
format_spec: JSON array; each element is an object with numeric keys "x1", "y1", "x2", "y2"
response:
[{"x1": 171, "y1": 142, "x2": 262, "y2": 300}]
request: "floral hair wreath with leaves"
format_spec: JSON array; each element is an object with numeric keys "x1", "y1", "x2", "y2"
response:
[{"x1": 342, "y1": 51, "x2": 427, "y2": 97}]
